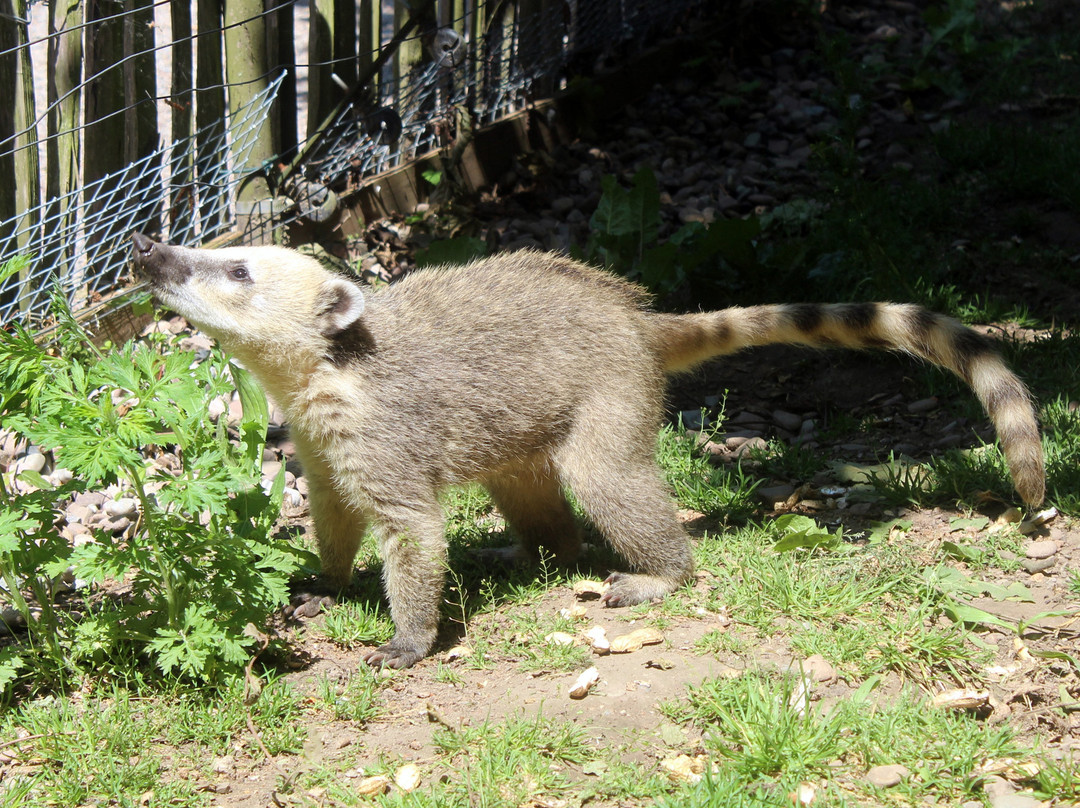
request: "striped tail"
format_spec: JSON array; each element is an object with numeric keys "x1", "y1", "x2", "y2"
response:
[{"x1": 649, "y1": 302, "x2": 1045, "y2": 506}]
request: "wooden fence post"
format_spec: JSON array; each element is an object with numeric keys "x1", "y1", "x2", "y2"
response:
[
  {"x1": 128, "y1": 0, "x2": 159, "y2": 235},
  {"x1": 0, "y1": 2, "x2": 39, "y2": 310},
  {"x1": 267, "y1": 0, "x2": 297, "y2": 164},
  {"x1": 223, "y1": 0, "x2": 277, "y2": 242},
  {"x1": 0, "y1": 0, "x2": 40, "y2": 315},
  {"x1": 309, "y1": 0, "x2": 357, "y2": 139},
  {"x1": 83, "y1": 0, "x2": 127, "y2": 293},
  {"x1": 169, "y1": 0, "x2": 194, "y2": 242},
  {"x1": 45, "y1": 0, "x2": 84, "y2": 288},
  {"x1": 196, "y1": 0, "x2": 228, "y2": 238},
  {"x1": 357, "y1": 0, "x2": 379, "y2": 92}
]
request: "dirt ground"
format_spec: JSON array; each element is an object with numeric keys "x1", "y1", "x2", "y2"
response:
[{"x1": 187, "y1": 2, "x2": 1080, "y2": 804}]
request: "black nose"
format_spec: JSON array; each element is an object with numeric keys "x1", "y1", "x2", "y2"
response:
[{"x1": 132, "y1": 232, "x2": 155, "y2": 256}]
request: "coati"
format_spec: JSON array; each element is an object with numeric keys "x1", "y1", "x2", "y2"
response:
[{"x1": 131, "y1": 233, "x2": 1045, "y2": 668}]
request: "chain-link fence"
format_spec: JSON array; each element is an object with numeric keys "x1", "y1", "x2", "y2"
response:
[{"x1": 0, "y1": 0, "x2": 707, "y2": 329}]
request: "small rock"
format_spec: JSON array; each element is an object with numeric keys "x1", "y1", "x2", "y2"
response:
[
  {"x1": 1024, "y1": 540, "x2": 1059, "y2": 560},
  {"x1": 907, "y1": 397, "x2": 938, "y2": 414},
  {"x1": 211, "y1": 756, "x2": 235, "y2": 774},
  {"x1": 1021, "y1": 557, "x2": 1055, "y2": 575},
  {"x1": 49, "y1": 467, "x2": 74, "y2": 485},
  {"x1": 679, "y1": 410, "x2": 709, "y2": 430},
  {"x1": 803, "y1": 654, "x2": 837, "y2": 684},
  {"x1": 102, "y1": 517, "x2": 131, "y2": 534},
  {"x1": 104, "y1": 498, "x2": 138, "y2": 519},
  {"x1": 14, "y1": 453, "x2": 46, "y2": 475},
  {"x1": 771, "y1": 409, "x2": 803, "y2": 432},
  {"x1": 989, "y1": 794, "x2": 1042, "y2": 808},
  {"x1": 757, "y1": 483, "x2": 795, "y2": 506},
  {"x1": 866, "y1": 764, "x2": 909, "y2": 788},
  {"x1": 983, "y1": 775, "x2": 1015, "y2": 799}
]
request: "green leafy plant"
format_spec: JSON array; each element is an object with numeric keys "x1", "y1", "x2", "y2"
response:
[
  {"x1": 579, "y1": 166, "x2": 762, "y2": 301},
  {"x1": 0, "y1": 258, "x2": 309, "y2": 692}
]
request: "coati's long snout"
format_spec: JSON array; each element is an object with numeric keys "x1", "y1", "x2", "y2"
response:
[{"x1": 132, "y1": 232, "x2": 190, "y2": 285}]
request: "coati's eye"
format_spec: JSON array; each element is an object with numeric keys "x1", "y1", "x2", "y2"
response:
[{"x1": 228, "y1": 264, "x2": 250, "y2": 282}]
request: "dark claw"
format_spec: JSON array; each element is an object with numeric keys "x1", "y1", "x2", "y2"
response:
[{"x1": 362, "y1": 643, "x2": 425, "y2": 669}]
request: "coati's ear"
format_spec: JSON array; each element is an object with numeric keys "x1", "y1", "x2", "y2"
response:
[{"x1": 315, "y1": 276, "x2": 366, "y2": 335}]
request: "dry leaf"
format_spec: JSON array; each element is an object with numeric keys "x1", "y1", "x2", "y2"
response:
[
  {"x1": 394, "y1": 763, "x2": 421, "y2": 792},
  {"x1": 931, "y1": 688, "x2": 990, "y2": 710},
  {"x1": 610, "y1": 627, "x2": 664, "y2": 653},
  {"x1": 569, "y1": 666, "x2": 600, "y2": 699}
]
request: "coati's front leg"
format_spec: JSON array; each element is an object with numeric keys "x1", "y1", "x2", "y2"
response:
[
  {"x1": 291, "y1": 438, "x2": 368, "y2": 591},
  {"x1": 361, "y1": 500, "x2": 448, "y2": 669}
]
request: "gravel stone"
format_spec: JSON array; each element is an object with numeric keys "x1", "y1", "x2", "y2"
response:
[
  {"x1": 1024, "y1": 540, "x2": 1059, "y2": 560},
  {"x1": 771, "y1": 409, "x2": 803, "y2": 432},
  {"x1": 1021, "y1": 557, "x2": 1055, "y2": 575},
  {"x1": 104, "y1": 498, "x2": 139, "y2": 519},
  {"x1": 866, "y1": 764, "x2": 909, "y2": 788}
]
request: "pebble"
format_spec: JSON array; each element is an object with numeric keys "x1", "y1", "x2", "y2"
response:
[
  {"x1": 49, "y1": 467, "x2": 74, "y2": 485},
  {"x1": 104, "y1": 498, "x2": 139, "y2": 519},
  {"x1": 907, "y1": 397, "x2": 938, "y2": 414},
  {"x1": 14, "y1": 452, "x2": 47, "y2": 475},
  {"x1": 731, "y1": 436, "x2": 767, "y2": 458},
  {"x1": 1021, "y1": 558, "x2": 1055, "y2": 575},
  {"x1": 771, "y1": 409, "x2": 803, "y2": 432},
  {"x1": 866, "y1": 764, "x2": 909, "y2": 788},
  {"x1": 989, "y1": 795, "x2": 1042, "y2": 808},
  {"x1": 1024, "y1": 540, "x2": 1059, "y2": 560},
  {"x1": 757, "y1": 483, "x2": 795, "y2": 505},
  {"x1": 803, "y1": 654, "x2": 837, "y2": 684}
]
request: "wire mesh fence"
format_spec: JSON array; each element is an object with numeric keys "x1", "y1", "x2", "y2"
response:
[{"x1": 0, "y1": 0, "x2": 707, "y2": 330}]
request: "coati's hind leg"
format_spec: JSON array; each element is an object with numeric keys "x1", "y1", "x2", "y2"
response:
[
  {"x1": 555, "y1": 436, "x2": 694, "y2": 608},
  {"x1": 485, "y1": 462, "x2": 581, "y2": 566}
]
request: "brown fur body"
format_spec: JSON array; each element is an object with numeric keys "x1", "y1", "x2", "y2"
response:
[{"x1": 132, "y1": 235, "x2": 1044, "y2": 668}]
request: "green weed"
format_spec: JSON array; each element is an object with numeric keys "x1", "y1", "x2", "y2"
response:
[
  {"x1": 315, "y1": 669, "x2": 383, "y2": 724},
  {"x1": 0, "y1": 262, "x2": 308, "y2": 692}
]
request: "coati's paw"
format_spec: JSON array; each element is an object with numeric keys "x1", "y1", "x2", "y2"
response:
[
  {"x1": 600, "y1": 572, "x2": 676, "y2": 608},
  {"x1": 284, "y1": 591, "x2": 336, "y2": 619},
  {"x1": 362, "y1": 637, "x2": 430, "y2": 669}
]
